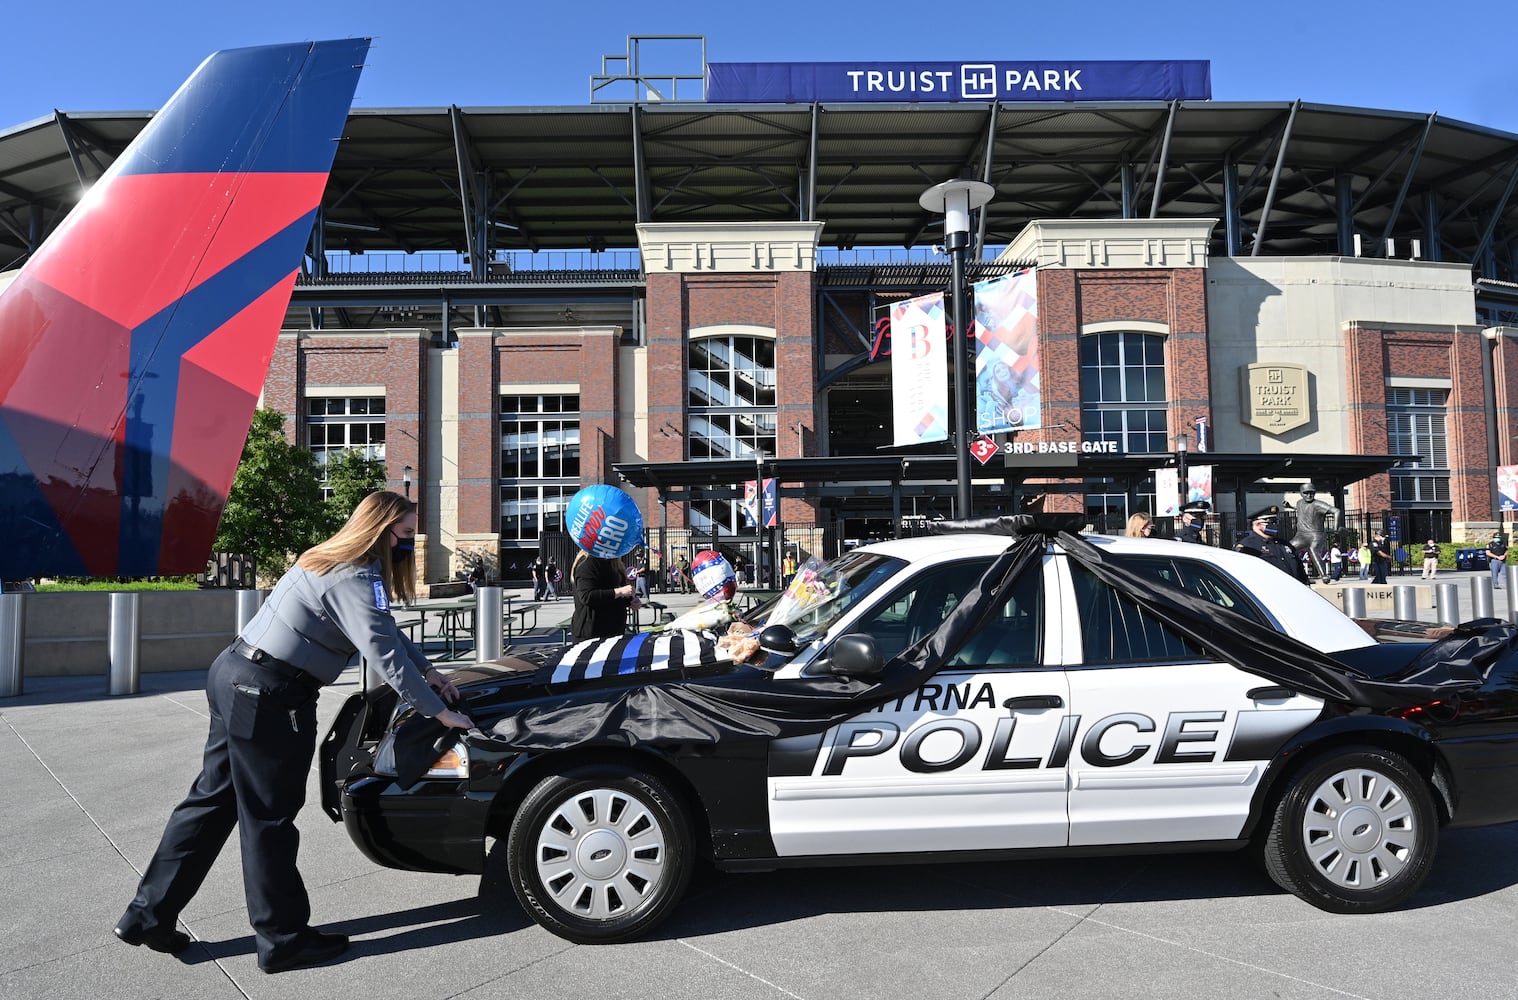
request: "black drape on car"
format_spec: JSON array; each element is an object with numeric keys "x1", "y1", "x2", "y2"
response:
[
  {"x1": 1048, "y1": 527, "x2": 1509, "y2": 707},
  {"x1": 395, "y1": 515, "x2": 1514, "y2": 782}
]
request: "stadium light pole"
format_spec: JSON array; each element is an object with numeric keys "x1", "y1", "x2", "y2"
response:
[{"x1": 920, "y1": 178, "x2": 995, "y2": 519}]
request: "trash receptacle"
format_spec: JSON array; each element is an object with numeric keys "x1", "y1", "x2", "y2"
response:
[{"x1": 1456, "y1": 548, "x2": 1490, "y2": 571}]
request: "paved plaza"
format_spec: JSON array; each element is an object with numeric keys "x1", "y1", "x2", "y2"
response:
[{"x1": 3, "y1": 581, "x2": 1517, "y2": 1000}]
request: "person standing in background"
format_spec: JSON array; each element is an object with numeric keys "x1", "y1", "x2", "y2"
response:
[
  {"x1": 570, "y1": 550, "x2": 639, "y2": 640},
  {"x1": 1422, "y1": 539, "x2": 1441, "y2": 579},
  {"x1": 1487, "y1": 533, "x2": 1508, "y2": 590},
  {"x1": 1176, "y1": 503, "x2": 1208, "y2": 544},
  {"x1": 1370, "y1": 532, "x2": 1392, "y2": 585}
]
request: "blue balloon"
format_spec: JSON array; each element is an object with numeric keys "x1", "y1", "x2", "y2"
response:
[{"x1": 565, "y1": 484, "x2": 644, "y2": 558}]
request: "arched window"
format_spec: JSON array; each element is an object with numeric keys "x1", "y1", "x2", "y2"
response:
[
  {"x1": 687, "y1": 333, "x2": 777, "y2": 536},
  {"x1": 1080, "y1": 331, "x2": 1169, "y2": 532}
]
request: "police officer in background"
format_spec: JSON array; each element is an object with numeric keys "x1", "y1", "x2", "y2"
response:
[
  {"x1": 1235, "y1": 505, "x2": 1309, "y2": 582},
  {"x1": 1176, "y1": 502, "x2": 1209, "y2": 544},
  {"x1": 115, "y1": 491, "x2": 472, "y2": 974}
]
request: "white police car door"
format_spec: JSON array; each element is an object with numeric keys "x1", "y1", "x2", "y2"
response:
[
  {"x1": 1057, "y1": 556, "x2": 1323, "y2": 846},
  {"x1": 768, "y1": 555, "x2": 1072, "y2": 857}
]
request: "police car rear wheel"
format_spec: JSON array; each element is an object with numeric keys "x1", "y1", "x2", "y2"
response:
[
  {"x1": 1263, "y1": 748, "x2": 1437, "y2": 913},
  {"x1": 505, "y1": 765, "x2": 693, "y2": 943}
]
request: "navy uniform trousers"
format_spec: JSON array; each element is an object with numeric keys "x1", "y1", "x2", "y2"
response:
[{"x1": 119, "y1": 646, "x2": 321, "y2": 965}]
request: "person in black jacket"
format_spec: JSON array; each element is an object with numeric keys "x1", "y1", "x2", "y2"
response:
[
  {"x1": 570, "y1": 550, "x2": 639, "y2": 639},
  {"x1": 1176, "y1": 502, "x2": 1208, "y2": 544},
  {"x1": 1235, "y1": 505, "x2": 1308, "y2": 583}
]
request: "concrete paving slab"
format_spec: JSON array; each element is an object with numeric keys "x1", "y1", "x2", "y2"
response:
[{"x1": 5, "y1": 613, "x2": 1518, "y2": 1000}]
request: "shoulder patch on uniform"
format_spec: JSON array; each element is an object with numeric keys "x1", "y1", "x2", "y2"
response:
[{"x1": 372, "y1": 580, "x2": 390, "y2": 611}]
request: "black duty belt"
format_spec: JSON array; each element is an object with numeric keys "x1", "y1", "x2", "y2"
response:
[{"x1": 231, "y1": 639, "x2": 324, "y2": 692}]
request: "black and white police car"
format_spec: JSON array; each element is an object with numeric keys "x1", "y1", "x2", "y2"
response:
[{"x1": 320, "y1": 515, "x2": 1518, "y2": 943}]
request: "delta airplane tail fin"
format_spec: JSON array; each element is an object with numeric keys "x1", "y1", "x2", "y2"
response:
[{"x1": 0, "y1": 39, "x2": 369, "y2": 579}]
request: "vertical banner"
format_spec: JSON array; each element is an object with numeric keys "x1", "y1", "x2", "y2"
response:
[
  {"x1": 1192, "y1": 414, "x2": 1211, "y2": 453},
  {"x1": 1187, "y1": 465, "x2": 1213, "y2": 506},
  {"x1": 972, "y1": 270, "x2": 1040, "y2": 433},
  {"x1": 890, "y1": 292, "x2": 948, "y2": 445},
  {"x1": 743, "y1": 479, "x2": 779, "y2": 527},
  {"x1": 1154, "y1": 467, "x2": 1179, "y2": 517},
  {"x1": 1499, "y1": 465, "x2": 1518, "y2": 512}
]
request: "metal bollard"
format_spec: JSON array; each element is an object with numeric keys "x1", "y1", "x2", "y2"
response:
[
  {"x1": 234, "y1": 589, "x2": 267, "y2": 636},
  {"x1": 1392, "y1": 585, "x2": 1418, "y2": 621},
  {"x1": 0, "y1": 593, "x2": 24, "y2": 698},
  {"x1": 1436, "y1": 582, "x2": 1460, "y2": 626},
  {"x1": 1342, "y1": 587, "x2": 1368, "y2": 619},
  {"x1": 476, "y1": 586, "x2": 503, "y2": 662},
  {"x1": 1472, "y1": 576, "x2": 1494, "y2": 621},
  {"x1": 108, "y1": 592, "x2": 141, "y2": 696}
]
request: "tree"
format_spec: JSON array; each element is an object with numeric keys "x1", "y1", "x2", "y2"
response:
[
  {"x1": 323, "y1": 448, "x2": 389, "y2": 528},
  {"x1": 215, "y1": 408, "x2": 328, "y2": 578}
]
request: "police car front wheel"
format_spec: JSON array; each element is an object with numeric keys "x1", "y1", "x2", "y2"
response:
[
  {"x1": 504, "y1": 765, "x2": 694, "y2": 943},
  {"x1": 1262, "y1": 747, "x2": 1438, "y2": 913}
]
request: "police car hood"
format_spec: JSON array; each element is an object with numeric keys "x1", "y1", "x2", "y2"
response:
[{"x1": 423, "y1": 518, "x2": 1514, "y2": 761}]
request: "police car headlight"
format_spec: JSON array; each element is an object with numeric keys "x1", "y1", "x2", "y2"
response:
[{"x1": 370, "y1": 732, "x2": 470, "y2": 780}]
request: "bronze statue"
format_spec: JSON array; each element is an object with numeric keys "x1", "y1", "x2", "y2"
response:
[{"x1": 1289, "y1": 483, "x2": 1339, "y2": 581}]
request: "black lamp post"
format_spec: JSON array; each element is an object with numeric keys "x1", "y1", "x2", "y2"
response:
[
  {"x1": 1175, "y1": 432, "x2": 1189, "y2": 514},
  {"x1": 919, "y1": 178, "x2": 995, "y2": 519},
  {"x1": 402, "y1": 465, "x2": 413, "y2": 499}
]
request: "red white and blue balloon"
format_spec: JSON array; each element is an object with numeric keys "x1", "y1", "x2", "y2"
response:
[
  {"x1": 565, "y1": 484, "x2": 644, "y2": 558},
  {"x1": 691, "y1": 550, "x2": 736, "y2": 601}
]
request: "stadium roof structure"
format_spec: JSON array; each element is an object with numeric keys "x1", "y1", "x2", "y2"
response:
[{"x1": 3, "y1": 99, "x2": 1518, "y2": 279}]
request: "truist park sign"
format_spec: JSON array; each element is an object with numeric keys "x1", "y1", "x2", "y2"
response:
[{"x1": 705, "y1": 60, "x2": 1211, "y2": 104}]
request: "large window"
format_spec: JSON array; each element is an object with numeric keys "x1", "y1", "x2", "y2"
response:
[
  {"x1": 500, "y1": 394, "x2": 581, "y2": 544},
  {"x1": 1387, "y1": 388, "x2": 1451, "y2": 505},
  {"x1": 688, "y1": 335, "x2": 777, "y2": 536},
  {"x1": 1080, "y1": 332, "x2": 1169, "y2": 531},
  {"x1": 306, "y1": 395, "x2": 385, "y2": 497}
]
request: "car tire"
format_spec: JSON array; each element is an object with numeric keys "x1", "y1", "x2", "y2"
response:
[
  {"x1": 505, "y1": 764, "x2": 693, "y2": 943},
  {"x1": 1262, "y1": 747, "x2": 1437, "y2": 913}
]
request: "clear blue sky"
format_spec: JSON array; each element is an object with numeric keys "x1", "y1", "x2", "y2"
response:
[{"x1": 5, "y1": 0, "x2": 1516, "y2": 134}]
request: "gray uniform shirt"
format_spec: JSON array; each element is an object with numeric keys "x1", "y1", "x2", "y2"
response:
[{"x1": 240, "y1": 560, "x2": 447, "y2": 718}]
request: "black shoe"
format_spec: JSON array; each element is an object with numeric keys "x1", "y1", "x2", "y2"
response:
[
  {"x1": 115, "y1": 922, "x2": 192, "y2": 954},
  {"x1": 259, "y1": 930, "x2": 350, "y2": 974}
]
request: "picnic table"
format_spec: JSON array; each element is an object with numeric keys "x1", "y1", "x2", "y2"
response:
[{"x1": 399, "y1": 593, "x2": 536, "y2": 659}]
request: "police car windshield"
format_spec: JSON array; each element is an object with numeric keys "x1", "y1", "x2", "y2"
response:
[{"x1": 760, "y1": 551, "x2": 906, "y2": 641}]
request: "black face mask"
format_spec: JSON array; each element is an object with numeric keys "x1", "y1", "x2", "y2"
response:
[{"x1": 391, "y1": 538, "x2": 415, "y2": 564}]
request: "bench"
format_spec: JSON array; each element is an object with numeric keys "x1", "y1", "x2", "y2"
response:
[
  {"x1": 504, "y1": 601, "x2": 540, "y2": 637},
  {"x1": 636, "y1": 601, "x2": 670, "y2": 629}
]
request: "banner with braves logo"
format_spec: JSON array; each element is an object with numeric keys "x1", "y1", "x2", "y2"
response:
[
  {"x1": 972, "y1": 270, "x2": 1040, "y2": 433},
  {"x1": 890, "y1": 292, "x2": 948, "y2": 446},
  {"x1": 742, "y1": 478, "x2": 778, "y2": 527}
]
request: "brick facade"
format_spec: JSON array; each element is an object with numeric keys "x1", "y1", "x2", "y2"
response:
[{"x1": 1023, "y1": 267, "x2": 1212, "y2": 513}]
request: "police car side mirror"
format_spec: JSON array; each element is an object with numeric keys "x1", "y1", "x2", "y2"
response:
[
  {"x1": 758, "y1": 624, "x2": 799, "y2": 654},
  {"x1": 826, "y1": 634, "x2": 884, "y2": 679}
]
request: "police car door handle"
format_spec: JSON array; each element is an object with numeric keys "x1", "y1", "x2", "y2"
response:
[
  {"x1": 1248, "y1": 686, "x2": 1296, "y2": 701},
  {"x1": 1002, "y1": 695, "x2": 1064, "y2": 710}
]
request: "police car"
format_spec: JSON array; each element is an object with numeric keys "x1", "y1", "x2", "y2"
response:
[{"x1": 320, "y1": 516, "x2": 1518, "y2": 944}]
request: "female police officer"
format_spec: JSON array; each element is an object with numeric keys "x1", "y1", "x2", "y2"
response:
[{"x1": 115, "y1": 491, "x2": 472, "y2": 973}]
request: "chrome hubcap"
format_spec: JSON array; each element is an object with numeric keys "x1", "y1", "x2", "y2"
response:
[
  {"x1": 535, "y1": 787, "x2": 667, "y2": 920},
  {"x1": 1300, "y1": 766, "x2": 1416, "y2": 890}
]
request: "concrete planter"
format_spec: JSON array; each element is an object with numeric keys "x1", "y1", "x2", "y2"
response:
[{"x1": 21, "y1": 590, "x2": 240, "y2": 677}]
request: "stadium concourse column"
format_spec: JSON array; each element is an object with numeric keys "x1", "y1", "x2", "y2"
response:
[{"x1": 637, "y1": 222, "x2": 825, "y2": 568}]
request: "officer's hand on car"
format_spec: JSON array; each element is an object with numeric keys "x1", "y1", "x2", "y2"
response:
[
  {"x1": 425, "y1": 667, "x2": 460, "y2": 701},
  {"x1": 435, "y1": 708, "x2": 474, "y2": 730}
]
